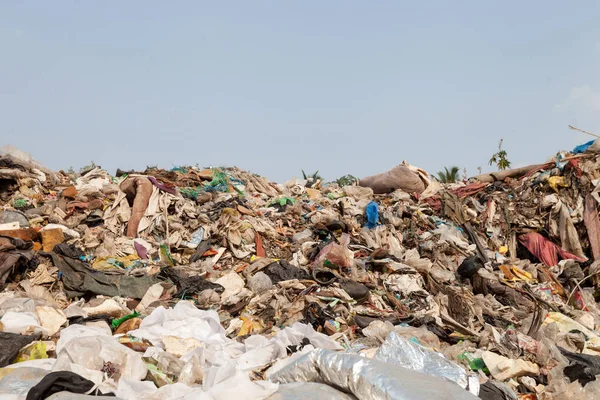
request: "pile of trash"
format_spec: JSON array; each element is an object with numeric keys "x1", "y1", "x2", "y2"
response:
[{"x1": 3, "y1": 141, "x2": 600, "y2": 399}]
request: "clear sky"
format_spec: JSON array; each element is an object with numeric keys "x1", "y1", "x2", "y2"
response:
[{"x1": 2, "y1": 2, "x2": 600, "y2": 182}]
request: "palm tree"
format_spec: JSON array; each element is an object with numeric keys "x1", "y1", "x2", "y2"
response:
[{"x1": 437, "y1": 166, "x2": 460, "y2": 183}]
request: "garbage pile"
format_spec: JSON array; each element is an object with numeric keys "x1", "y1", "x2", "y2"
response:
[{"x1": 3, "y1": 141, "x2": 600, "y2": 399}]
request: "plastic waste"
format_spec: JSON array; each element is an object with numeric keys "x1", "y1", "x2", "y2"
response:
[
  {"x1": 14, "y1": 342, "x2": 48, "y2": 363},
  {"x1": 0, "y1": 311, "x2": 45, "y2": 335},
  {"x1": 0, "y1": 367, "x2": 49, "y2": 399},
  {"x1": 375, "y1": 331, "x2": 473, "y2": 393},
  {"x1": 312, "y1": 233, "x2": 353, "y2": 271},
  {"x1": 55, "y1": 324, "x2": 109, "y2": 353},
  {"x1": 542, "y1": 312, "x2": 600, "y2": 354},
  {"x1": 365, "y1": 201, "x2": 379, "y2": 229},
  {"x1": 267, "y1": 349, "x2": 478, "y2": 400},
  {"x1": 292, "y1": 229, "x2": 313, "y2": 244},
  {"x1": 112, "y1": 311, "x2": 140, "y2": 331},
  {"x1": 182, "y1": 227, "x2": 205, "y2": 249},
  {"x1": 457, "y1": 352, "x2": 488, "y2": 373},
  {"x1": 5, "y1": 358, "x2": 56, "y2": 371},
  {"x1": 481, "y1": 351, "x2": 540, "y2": 381},
  {"x1": 573, "y1": 139, "x2": 596, "y2": 154},
  {"x1": 53, "y1": 334, "x2": 148, "y2": 383}
]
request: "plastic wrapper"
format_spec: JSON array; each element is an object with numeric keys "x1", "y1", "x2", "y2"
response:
[
  {"x1": 267, "y1": 349, "x2": 478, "y2": 400},
  {"x1": 312, "y1": 233, "x2": 354, "y2": 270},
  {"x1": 375, "y1": 331, "x2": 474, "y2": 393}
]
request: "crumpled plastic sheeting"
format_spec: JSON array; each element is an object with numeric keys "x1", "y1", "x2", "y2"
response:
[
  {"x1": 267, "y1": 349, "x2": 479, "y2": 400},
  {"x1": 128, "y1": 301, "x2": 341, "y2": 376},
  {"x1": 0, "y1": 366, "x2": 49, "y2": 399},
  {"x1": 116, "y1": 365, "x2": 278, "y2": 400},
  {"x1": 265, "y1": 382, "x2": 357, "y2": 400},
  {"x1": 375, "y1": 331, "x2": 473, "y2": 393},
  {"x1": 384, "y1": 274, "x2": 424, "y2": 296},
  {"x1": 433, "y1": 224, "x2": 473, "y2": 250},
  {"x1": 274, "y1": 322, "x2": 343, "y2": 352},
  {"x1": 0, "y1": 311, "x2": 45, "y2": 335},
  {"x1": 128, "y1": 301, "x2": 227, "y2": 348},
  {"x1": 53, "y1": 333, "x2": 148, "y2": 385},
  {"x1": 55, "y1": 325, "x2": 110, "y2": 354}
]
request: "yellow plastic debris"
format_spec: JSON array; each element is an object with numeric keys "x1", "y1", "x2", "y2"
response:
[
  {"x1": 14, "y1": 342, "x2": 48, "y2": 363},
  {"x1": 92, "y1": 254, "x2": 141, "y2": 271},
  {"x1": 499, "y1": 265, "x2": 534, "y2": 282},
  {"x1": 548, "y1": 176, "x2": 569, "y2": 193},
  {"x1": 237, "y1": 317, "x2": 264, "y2": 337}
]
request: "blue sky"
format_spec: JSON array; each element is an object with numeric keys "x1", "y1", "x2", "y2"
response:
[{"x1": 2, "y1": 2, "x2": 600, "y2": 182}]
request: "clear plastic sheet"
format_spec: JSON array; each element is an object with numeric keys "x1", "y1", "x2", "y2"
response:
[
  {"x1": 0, "y1": 367, "x2": 49, "y2": 399},
  {"x1": 267, "y1": 349, "x2": 479, "y2": 400},
  {"x1": 375, "y1": 331, "x2": 472, "y2": 391}
]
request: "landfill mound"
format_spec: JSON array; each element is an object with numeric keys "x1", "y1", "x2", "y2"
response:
[{"x1": 2, "y1": 142, "x2": 600, "y2": 400}]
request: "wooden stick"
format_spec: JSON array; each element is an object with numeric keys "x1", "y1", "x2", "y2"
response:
[{"x1": 569, "y1": 125, "x2": 600, "y2": 139}]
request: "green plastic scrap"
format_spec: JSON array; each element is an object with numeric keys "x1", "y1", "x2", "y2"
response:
[
  {"x1": 180, "y1": 187, "x2": 203, "y2": 200},
  {"x1": 268, "y1": 197, "x2": 296, "y2": 207},
  {"x1": 179, "y1": 168, "x2": 245, "y2": 198},
  {"x1": 280, "y1": 197, "x2": 295, "y2": 206},
  {"x1": 457, "y1": 352, "x2": 489, "y2": 373},
  {"x1": 111, "y1": 311, "x2": 140, "y2": 330},
  {"x1": 208, "y1": 168, "x2": 228, "y2": 187},
  {"x1": 13, "y1": 199, "x2": 28, "y2": 209},
  {"x1": 159, "y1": 243, "x2": 175, "y2": 267},
  {"x1": 327, "y1": 193, "x2": 346, "y2": 200}
]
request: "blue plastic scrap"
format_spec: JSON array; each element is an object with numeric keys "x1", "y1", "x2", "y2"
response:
[
  {"x1": 555, "y1": 153, "x2": 567, "y2": 170},
  {"x1": 572, "y1": 140, "x2": 596, "y2": 154},
  {"x1": 365, "y1": 201, "x2": 379, "y2": 229}
]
